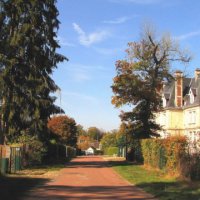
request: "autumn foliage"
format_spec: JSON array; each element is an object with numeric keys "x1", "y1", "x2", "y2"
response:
[
  {"x1": 111, "y1": 27, "x2": 190, "y2": 138},
  {"x1": 140, "y1": 136, "x2": 200, "y2": 180},
  {"x1": 48, "y1": 115, "x2": 77, "y2": 147},
  {"x1": 77, "y1": 135, "x2": 91, "y2": 150}
]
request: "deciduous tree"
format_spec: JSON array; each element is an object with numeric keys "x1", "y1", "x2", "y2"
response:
[
  {"x1": 100, "y1": 130, "x2": 118, "y2": 150},
  {"x1": 112, "y1": 26, "x2": 190, "y2": 138},
  {"x1": 87, "y1": 127, "x2": 103, "y2": 141},
  {"x1": 48, "y1": 115, "x2": 77, "y2": 147}
]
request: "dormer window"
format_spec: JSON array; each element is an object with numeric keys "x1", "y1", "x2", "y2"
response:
[
  {"x1": 162, "y1": 97, "x2": 166, "y2": 107},
  {"x1": 162, "y1": 93, "x2": 170, "y2": 107}
]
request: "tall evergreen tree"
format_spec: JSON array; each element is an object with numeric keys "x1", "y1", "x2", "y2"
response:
[{"x1": 0, "y1": 0, "x2": 67, "y2": 143}]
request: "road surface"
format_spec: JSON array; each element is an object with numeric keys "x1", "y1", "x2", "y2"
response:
[{"x1": 23, "y1": 156, "x2": 157, "y2": 200}]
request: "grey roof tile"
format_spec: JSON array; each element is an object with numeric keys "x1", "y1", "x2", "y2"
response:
[{"x1": 162, "y1": 76, "x2": 200, "y2": 109}]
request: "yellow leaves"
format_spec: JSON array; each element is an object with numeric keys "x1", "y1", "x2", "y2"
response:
[
  {"x1": 111, "y1": 96, "x2": 125, "y2": 108},
  {"x1": 141, "y1": 136, "x2": 188, "y2": 174},
  {"x1": 113, "y1": 76, "x2": 120, "y2": 82}
]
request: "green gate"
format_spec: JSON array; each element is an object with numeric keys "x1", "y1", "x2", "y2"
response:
[
  {"x1": 10, "y1": 147, "x2": 22, "y2": 173},
  {"x1": 0, "y1": 145, "x2": 9, "y2": 174}
]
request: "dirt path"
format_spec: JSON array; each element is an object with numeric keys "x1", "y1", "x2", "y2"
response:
[{"x1": 23, "y1": 156, "x2": 157, "y2": 200}]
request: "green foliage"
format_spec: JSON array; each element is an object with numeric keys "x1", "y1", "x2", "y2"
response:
[
  {"x1": 100, "y1": 132, "x2": 118, "y2": 150},
  {"x1": 141, "y1": 139, "x2": 165, "y2": 168},
  {"x1": 181, "y1": 141, "x2": 200, "y2": 180},
  {"x1": 164, "y1": 136, "x2": 188, "y2": 174},
  {"x1": 113, "y1": 162, "x2": 200, "y2": 200},
  {"x1": 77, "y1": 125, "x2": 87, "y2": 136},
  {"x1": 104, "y1": 147, "x2": 118, "y2": 156},
  {"x1": 44, "y1": 144, "x2": 76, "y2": 164},
  {"x1": 141, "y1": 136, "x2": 190, "y2": 175},
  {"x1": 17, "y1": 134, "x2": 47, "y2": 166},
  {"x1": 66, "y1": 146, "x2": 76, "y2": 161},
  {"x1": 95, "y1": 149, "x2": 103, "y2": 155},
  {"x1": 87, "y1": 127, "x2": 102, "y2": 141},
  {"x1": 0, "y1": 0, "x2": 67, "y2": 142},
  {"x1": 188, "y1": 153, "x2": 200, "y2": 180},
  {"x1": 45, "y1": 143, "x2": 66, "y2": 162},
  {"x1": 111, "y1": 27, "x2": 191, "y2": 139},
  {"x1": 128, "y1": 136, "x2": 200, "y2": 177},
  {"x1": 127, "y1": 139, "x2": 143, "y2": 162}
]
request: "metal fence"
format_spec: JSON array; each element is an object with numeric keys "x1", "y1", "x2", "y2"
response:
[{"x1": 0, "y1": 145, "x2": 22, "y2": 175}]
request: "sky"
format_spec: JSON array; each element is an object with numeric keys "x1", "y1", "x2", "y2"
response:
[{"x1": 53, "y1": 0, "x2": 200, "y2": 131}]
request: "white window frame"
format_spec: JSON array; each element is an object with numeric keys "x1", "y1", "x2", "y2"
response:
[
  {"x1": 189, "y1": 89, "x2": 194, "y2": 104},
  {"x1": 188, "y1": 110, "x2": 196, "y2": 124}
]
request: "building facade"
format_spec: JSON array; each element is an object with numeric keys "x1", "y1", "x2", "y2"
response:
[{"x1": 155, "y1": 69, "x2": 200, "y2": 143}]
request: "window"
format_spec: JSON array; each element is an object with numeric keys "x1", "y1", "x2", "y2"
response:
[
  {"x1": 190, "y1": 93, "x2": 194, "y2": 104},
  {"x1": 162, "y1": 97, "x2": 166, "y2": 107},
  {"x1": 189, "y1": 88, "x2": 196, "y2": 104},
  {"x1": 188, "y1": 110, "x2": 196, "y2": 124},
  {"x1": 188, "y1": 131, "x2": 200, "y2": 143}
]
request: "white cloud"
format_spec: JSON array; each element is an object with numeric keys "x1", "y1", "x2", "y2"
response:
[
  {"x1": 110, "y1": 0, "x2": 161, "y2": 4},
  {"x1": 72, "y1": 23, "x2": 110, "y2": 46},
  {"x1": 57, "y1": 36, "x2": 75, "y2": 47},
  {"x1": 175, "y1": 30, "x2": 200, "y2": 40},
  {"x1": 103, "y1": 16, "x2": 131, "y2": 24}
]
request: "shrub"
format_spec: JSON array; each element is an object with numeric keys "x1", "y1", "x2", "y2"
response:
[
  {"x1": 121, "y1": 140, "x2": 143, "y2": 162},
  {"x1": 189, "y1": 153, "x2": 200, "y2": 180},
  {"x1": 139, "y1": 136, "x2": 200, "y2": 180},
  {"x1": 95, "y1": 150, "x2": 103, "y2": 155},
  {"x1": 44, "y1": 143, "x2": 76, "y2": 163},
  {"x1": 66, "y1": 146, "x2": 76, "y2": 161},
  {"x1": 181, "y1": 141, "x2": 200, "y2": 180},
  {"x1": 17, "y1": 134, "x2": 47, "y2": 166},
  {"x1": 164, "y1": 136, "x2": 188, "y2": 174}
]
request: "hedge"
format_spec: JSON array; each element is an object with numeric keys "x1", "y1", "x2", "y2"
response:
[
  {"x1": 44, "y1": 144, "x2": 76, "y2": 163},
  {"x1": 140, "y1": 136, "x2": 200, "y2": 180},
  {"x1": 66, "y1": 146, "x2": 76, "y2": 161},
  {"x1": 95, "y1": 150, "x2": 103, "y2": 155}
]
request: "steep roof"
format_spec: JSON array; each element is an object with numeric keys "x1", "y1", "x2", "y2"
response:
[{"x1": 162, "y1": 75, "x2": 200, "y2": 109}]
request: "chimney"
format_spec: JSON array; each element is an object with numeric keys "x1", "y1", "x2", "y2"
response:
[
  {"x1": 174, "y1": 70, "x2": 183, "y2": 107},
  {"x1": 195, "y1": 68, "x2": 200, "y2": 80}
]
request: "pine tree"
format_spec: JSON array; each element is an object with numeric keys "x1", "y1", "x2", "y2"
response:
[{"x1": 0, "y1": 0, "x2": 67, "y2": 143}]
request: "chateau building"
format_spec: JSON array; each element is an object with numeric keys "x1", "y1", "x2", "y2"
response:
[{"x1": 155, "y1": 69, "x2": 200, "y2": 143}]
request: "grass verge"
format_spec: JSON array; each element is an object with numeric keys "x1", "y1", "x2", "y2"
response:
[{"x1": 111, "y1": 161, "x2": 200, "y2": 200}]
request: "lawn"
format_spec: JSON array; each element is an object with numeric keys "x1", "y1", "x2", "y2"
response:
[
  {"x1": 111, "y1": 161, "x2": 200, "y2": 200},
  {"x1": 0, "y1": 163, "x2": 65, "y2": 200}
]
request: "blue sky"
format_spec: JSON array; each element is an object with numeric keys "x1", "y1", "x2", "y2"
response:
[{"x1": 53, "y1": 0, "x2": 200, "y2": 131}]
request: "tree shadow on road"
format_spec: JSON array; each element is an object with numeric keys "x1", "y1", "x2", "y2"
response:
[
  {"x1": 0, "y1": 175, "x2": 49, "y2": 200},
  {"x1": 67, "y1": 156, "x2": 133, "y2": 169},
  {"x1": 23, "y1": 185, "x2": 156, "y2": 200}
]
